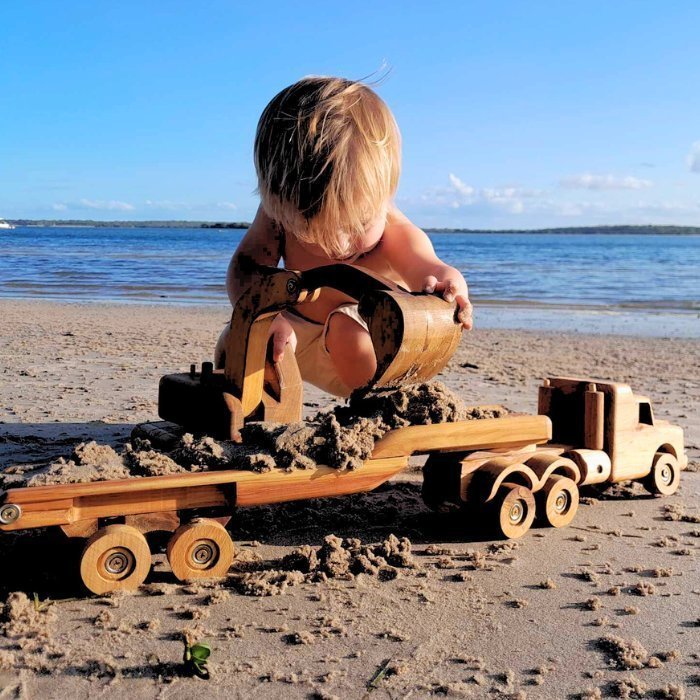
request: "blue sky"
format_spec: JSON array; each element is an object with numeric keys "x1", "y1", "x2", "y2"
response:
[{"x1": 2, "y1": 1, "x2": 700, "y2": 228}]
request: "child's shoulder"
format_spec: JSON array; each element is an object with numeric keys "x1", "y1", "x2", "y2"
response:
[{"x1": 383, "y1": 206, "x2": 428, "y2": 245}]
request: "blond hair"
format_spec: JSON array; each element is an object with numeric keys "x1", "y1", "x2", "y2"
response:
[{"x1": 254, "y1": 76, "x2": 401, "y2": 258}]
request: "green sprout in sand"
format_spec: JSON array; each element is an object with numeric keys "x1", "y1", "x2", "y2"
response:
[{"x1": 182, "y1": 639, "x2": 212, "y2": 680}]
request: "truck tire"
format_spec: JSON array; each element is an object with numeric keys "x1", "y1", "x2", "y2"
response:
[
  {"x1": 80, "y1": 524, "x2": 152, "y2": 595},
  {"x1": 167, "y1": 518, "x2": 235, "y2": 581},
  {"x1": 536, "y1": 475, "x2": 579, "y2": 528},
  {"x1": 643, "y1": 452, "x2": 680, "y2": 496},
  {"x1": 485, "y1": 482, "x2": 535, "y2": 539}
]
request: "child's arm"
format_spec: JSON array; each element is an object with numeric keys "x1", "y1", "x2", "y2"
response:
[
  {"x1": 226, "y1": 206, "x2": 297, "y2": 361},
  {"x1": 382, "y1": 206, "x2": 473, "y2": 329},
  {"x1": 225, "y1": 205, "x2": 283, "y2": 305}
]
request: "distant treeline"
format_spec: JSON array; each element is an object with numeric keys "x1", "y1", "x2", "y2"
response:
[
  {"x1": 7, "y1": 220, "x2": 700, "y2": 235},
  {"x1": 8, "y1": 219, "x2": 251, "y2": 229},
  {"x1": 424, "y1": 225, "x2": 700, "y2": 235}
]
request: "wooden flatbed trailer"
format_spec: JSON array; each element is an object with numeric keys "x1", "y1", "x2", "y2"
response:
[{"x1": 0, "y1": 415, "x2": 551, "y2": 593}]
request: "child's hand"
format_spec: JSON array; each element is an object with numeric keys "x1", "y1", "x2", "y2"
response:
[
  {"x1": 269, "y1": 314, "x2": 297, "y2": 362},
  {"x1": 422, "y1": 268, "x2": 473, "y2": 330}
]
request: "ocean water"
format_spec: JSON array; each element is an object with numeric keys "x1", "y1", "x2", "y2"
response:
[{"x1": 1, "y1": 226, "x2": 698, "y2": 336}]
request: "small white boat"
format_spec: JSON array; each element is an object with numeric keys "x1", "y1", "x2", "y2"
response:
[{"x1": 0, "y1": 219, "x2": 15, "y2": 229}]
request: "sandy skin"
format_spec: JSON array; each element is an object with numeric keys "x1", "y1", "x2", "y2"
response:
[{"x1": 0, "y1": 299, "x2": 698, "y2": 699}]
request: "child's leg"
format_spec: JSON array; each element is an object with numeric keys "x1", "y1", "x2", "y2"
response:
[
  {"x1": 324, "y1": 308, "x2": 376, "y2": 391},
  {"x1": 214, "y1": 324, "x2": 229, "y2": 368},
  {"x1": 214, "y1": 307, "x2": 374, "y2": 397}
]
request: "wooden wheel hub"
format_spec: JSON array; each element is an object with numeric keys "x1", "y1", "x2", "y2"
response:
[
  {"x1": 659, "y1": 464, "x2": 673, "y2": 485},
  {"x1": 101, "y1": 548, "x2": 134, "y2": 577},
  {"x1": 537, "y1": 474, "x2": 579, "y2": 528},
  {"x1": 508, "y1": 499, "x2": 525, "y2": 525},
  {"x1": 80, "y1": 524, "x2": 151, "y2": 595},
  {"x1": 553, "y1": 491, "x2": 569, "y2": 513},
  {"x1": 644, "y1": 453, "x2": 680, "y2": 496},
  {"x1": 167, "y1": 518, "x2": 234, "y2": 581},
  {"x1": 490, "y1": 482, "x2": 535, "y2": 539}
]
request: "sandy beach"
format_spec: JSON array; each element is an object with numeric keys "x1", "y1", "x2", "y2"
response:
[{"x1": 1, "y1": 299, "x2": 698, "y2": 699}]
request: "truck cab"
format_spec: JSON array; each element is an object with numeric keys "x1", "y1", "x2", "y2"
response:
[{"x1": 538, "y1": 377, "x2": 686, "y2": 483}]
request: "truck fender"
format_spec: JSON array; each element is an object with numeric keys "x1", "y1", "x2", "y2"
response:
[
  {"x1": 523, "y1": 454, "x2": 581, "y2": 488},
  {"x1": 656, "y1": 442, "x2": 687, "y2": 470},
  {"x1": 467, "y1": 458, "x2": 539, "y2": 504}
]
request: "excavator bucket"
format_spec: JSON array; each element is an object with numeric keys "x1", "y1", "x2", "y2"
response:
[{"x1": 358, "y1": 290, "x2": 462, "y2": 388}]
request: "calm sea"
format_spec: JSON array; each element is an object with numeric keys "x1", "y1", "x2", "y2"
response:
[{"x1": 1, "y1": 226, "x2": 698, "y2": 336}]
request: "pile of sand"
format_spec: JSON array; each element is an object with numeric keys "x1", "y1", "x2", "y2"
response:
[
  {"x1": 1, "y1": 382, "x2": 508, "y2": 488},
  {"x1": 596, "y1": 634, "x2": 650, "y2": 670},
  {"x1": 282, "y1": 533, "x2": 415, "y2": 578},
  {"x1": 229, "y1": 534, "x2": 416, "y2": 596},
  {"x1": 239, "y1": 381, "x2": 481, "y2": 471}
]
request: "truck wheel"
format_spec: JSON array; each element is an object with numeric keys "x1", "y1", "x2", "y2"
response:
[
  {"x1": 80, "y1": 524, "x2": 152, "y2": 595},
  {"x1": 167, "y1": 518, "x2": 234, "y2": 581},
  {"x1": 536, "y1": 475, "x2": 579, "y2": 528},
  {"x1": 643, "y1": 453, "x2": 680, "y2": 496},
  {"x1": 486, "y1": 482, "x2": 535, "y2": 539}
]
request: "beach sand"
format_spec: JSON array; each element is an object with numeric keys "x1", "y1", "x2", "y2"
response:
[{"x1": 1, "y1": 299, "x2": 698, "y2": 699}]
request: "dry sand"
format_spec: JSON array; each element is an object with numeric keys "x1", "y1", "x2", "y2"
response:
[{"x1": 0, "y1": 299, "x2": 699, "y2": 699}]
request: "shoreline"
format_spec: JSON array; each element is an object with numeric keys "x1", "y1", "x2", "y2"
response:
[{"x1": 1, "y1": 297, "x2": 698, "y2": 339}]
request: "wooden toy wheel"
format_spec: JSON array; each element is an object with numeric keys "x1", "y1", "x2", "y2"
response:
[
  {"x1": 643, "y1": 453, "x2": 680, "y2": 496},
  {"x1": 536, "y1": 474, "x2": 579, "y2": 528},
  {"x1": 486, "y1": 482, "x2": 535, "y2": 539},
  {"x1": 167, "y1": 518, "x2": 234, "y2": 581},
  {"x1": 80, "y1": 524, "x2": 151, "y2": 595}
]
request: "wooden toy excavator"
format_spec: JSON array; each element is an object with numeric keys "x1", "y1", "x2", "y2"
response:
[{"x1": 0, "y1": 265, "x2": 688, "y2": 595}]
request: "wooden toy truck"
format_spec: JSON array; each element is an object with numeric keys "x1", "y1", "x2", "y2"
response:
[
  {"x1": 0, "y1": 266, "x2": 687, "y2": 594},
  {"x1": 423, "y1": 376, "x2": 687, "y2": 537}
]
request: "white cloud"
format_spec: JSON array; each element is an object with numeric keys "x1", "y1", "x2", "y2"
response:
[
  {"x1": 417, "y1": 175, "x2": 633, "y2": 221},
  {"x1": 143, "y1": 200, "x2": 239, "y2": 212},
  {"x1": 687, "y1": 141, "x2": 700, "y2": 173},
  {"x1": 481, "y1": 186, "x2": 542, "y2": 200},
  {"x1": 448, "y1": 173, "x2": 475, "y2": 197},
  {"x1": 426, "y1": 175, "x2": 543, "y2": 214},
  {"x1": 145, "y1": 199, "x2": 188, "y2": 210},
  {"x1": 79, "y1": 198, "x2": 134, "y2": 211},
  {"x1": 559, "y1": 173, "x2": 653, "y2": 190},
  {"x1": 631, "y1": 200, "x2": 700, "y2": 214},
  {"x1": 51, "y1": 203, "x2": 68, "y2": 211},
  {"x1": 410, "y1": 172, "x2": 700, "y2": 227}
]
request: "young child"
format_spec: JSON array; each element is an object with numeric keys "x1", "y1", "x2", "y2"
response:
[{"x1": 218, "y1": 76, "x2": 472, "y2": 397}]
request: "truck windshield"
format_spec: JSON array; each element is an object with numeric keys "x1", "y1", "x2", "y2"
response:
[{"x1": 639, "y1": 402, "x2": 654, "y2": 426}]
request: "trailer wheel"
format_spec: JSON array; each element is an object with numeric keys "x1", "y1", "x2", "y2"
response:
[
  {"x1": 643, "y1": 453, "x2": 680, "y2": 496},
  {"x1": 80, "y1": 524, "x2": 151, "y2": 595},
  {"x1": 167, "y1": 518, "x2": 234, "y2": 581},
  {"x1": 486, "y1": 482, "x2": 535, "y2": 539},
  {"x1": 536, "y1": 475, "x2": 579, "y2": 528}
]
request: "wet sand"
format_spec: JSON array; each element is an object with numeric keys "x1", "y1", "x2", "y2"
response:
[{"x1": 1, "y1": 300, "x2": 698, "y2": 699}]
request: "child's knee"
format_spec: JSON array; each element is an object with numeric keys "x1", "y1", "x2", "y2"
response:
[{"x1": 325, "y1": 313, "x2": 376, "y2": 389}]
